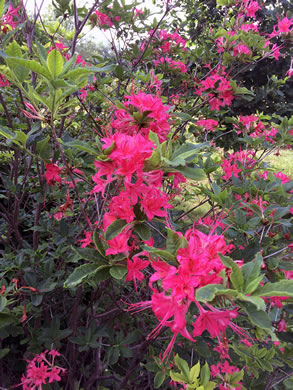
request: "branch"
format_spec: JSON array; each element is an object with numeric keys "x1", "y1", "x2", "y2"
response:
[{"x1": 71, "y1": 0, "x2": 110, "y2": 55}]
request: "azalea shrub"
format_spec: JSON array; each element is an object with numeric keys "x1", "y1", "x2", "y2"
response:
[{"x1": 0, "y1": 0, "x2": 293, "y2": 389}]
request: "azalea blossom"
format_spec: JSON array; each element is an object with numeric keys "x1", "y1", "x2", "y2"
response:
[
  {"x1": 20, "y1": 350, "x2": 65, "y2": 389},
  {"x1": 126, "y1": 256, "x2": 149, "y2": 283},
  {"x1": 44, "y1": 163, "x2": 62, "y2": 186}
]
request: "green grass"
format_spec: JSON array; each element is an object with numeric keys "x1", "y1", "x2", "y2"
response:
[{"x1": 264, "y1": 149, "x2": 293, "y2": 176}]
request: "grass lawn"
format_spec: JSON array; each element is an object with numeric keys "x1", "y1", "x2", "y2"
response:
[{"x1": 264, "y1": 149, "x2": 293, "y2": 176}]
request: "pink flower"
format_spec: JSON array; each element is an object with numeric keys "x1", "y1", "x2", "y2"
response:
[
  {"x1": 259, "y1": 170, "x2": 268, "y2": 180},
  {"x1": 140, "y1": 187, "x2": 172, "y2": 220},
  {"x1": 54, "y1": 212, "x2": 64, "y2": 221},
  {"x1": 240, "y1": 23, "x2": 259, "y2": 32},
  {"x1": 134, "y1": 7, "x2": 143, "y2": 16},
  {"x1": 196, "y1": 70, "x2": 235, "y2": 111},
  {"x1": 106, "y1": 231, "x2": 131, "y2": 255},
  {"x1": 0, "y1": 3, "x2": 21, "y2": 31},
  {"x1": 44, "y1": 163, "x2": 62, "y2": 186},
  {"x1": 20, "y1": 350, "x2": 65, "y2": 389},
  {"x1": 126, "y1": 256, "x2": 149, "y2": 282},
  {"x1": 0, "y1": 74, "x2": 9, "y2": 87},
  {"x1": 270, "y1": 44, "x2": 282, "y2": 60},
  {"x1": 241, "y1": 339, "x2": 253, "y2": 347},
  {"x1": 196, "y1": 119, "x2": 219, "y2": 131},
  {"x1": 245, "y1": 1, "x2": 261, "y2": 18},
  {"x1": 193, "y1": 309, "x2": 238, "y2": 338},
  {"x1": 48, "y1": 366, "x2": 62, "y2": 383},
  {"x1": 149, "y1": 260, "x2": 177, "y2": 289},
  {"x1": 79, "y1": 231, "x2": 93, "y2": 248},
  {"x1": 233, "y1": 44, "x2": 252, "y2": 56},
  {"x1": 95, "y1": 11, "x2": 113, "y2": 27},
  {"x1": 109, "y1": 193, "x2": 135, "y2": 223},
  {"x1": 277, "y1": 17, "x2": 293, "y2": 34},
  {"x1": 287, "y1": 58, "x2": 293, "y2": 78},
  {"x1": 278, "y1": 319, "x2": 287, "y2": 332},
  {"x1": 274, "y1": 171, "x2": 290, "y2": 184}
]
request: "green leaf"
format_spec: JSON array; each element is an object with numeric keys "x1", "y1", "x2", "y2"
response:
[
  {"x1": 114, "y1": 65, "x2": 124, "y2": 79},
  {"x1": 143, "y1": 246, "x2": 177, "y2": 263},
  {"x1": 144, "y1": 148, "x2": 161, "y2": 171},
  {"x1": 5, "y1": 40, "x2": 22, "y2": 57},
  {"x1": 47, "y1": 49, "x2": 64, "y2": 78},
  {"x1": 240, "y1": 302, "x2": 271, "y2": 330},
  {"x1": 105, "y1": 219, "x2": 128, "y2": 241},
  {"x1": 14, "y1": 131, "x2": 27, "y2": 146},
  {"x1": 190, "y1": 361, "x2": 200, "y2": 382},
  {"x1": 200, "y1": 362, "x2": 210, "y2": 385},
  {"x1": 89, "y1": 267, "x2": 110, "y2": 286},
  {"x1": 0, "y1": 0, "x2": 5, "y2": 17},
  {"x1": 0, "y1": 296, "x2": 7, "y2": 312},
  {"x1": 36, "y1": 42, "x2": 49, "y2": 65},
  {"x1": 51, "y1": 79, "x2": 73, "y2": 88},
  {"x1": 133, "y1": 223, "x2": 151, "y2": 241},
  {"x1": 175, "y1": 166, "x2": 206, "y2": 181},
  {"x1": 64, "y1": 67, "x2": 92, "y2": 81},
  {"x1": 237, "y1": 294, "x2": 266, "y2": 311},
  {"x1": 220, "y1": 255, "x2": 244, "y2": 291},
  {"x1": 64, "y1": 264, "x2": 101, "y2": 288},
  {"x1": 170, "y1": 372, "x2": 188, "y2": 383},
  {"x1": 205, "y1": 383, "x2": 217, "y2": 390},
  {"x1": 196, "y1": 284, "x2": 237, "y2": 302},
  {"x1": 172, "y1": 142, "x2": 208, "y2": 161},
  {"x1": 92, "y1": 230, "x2": 106, "y2": 258},
  {"x1": 36, "y1": 135, "x2": 50, "y2": 159},
  {"x1": 6, "y1": 58, "x2": 51, "y2": 79},
  {"x1": 0, "y1": 125, "x2": 14, "y2": 140},
  {"x1": 61, "y1": 139, "x2": 99, "y2": 156},
  {"x1": 166, "y1": 228, "x2": 187, "y2": 253},
  {"x1": 103, "y1": 140, "x2": 115, "y2": 155},
  {"x1": 148, "y1": 131, "x2": 160, "y2": 146},
  {"x1": 244, "y1": 274, "x2": 264, "y2": 295},
  {"x1": 87, "y1": 64, "x2": 115, "y2": 73},
  {"x1": 173, "y1": 112, "x2": 192, "y2": 121},
  {"x1": 154, "y1": 371, "x2": 166, "y2": 389},
  {"x1": 109, "y1": 265, "x2": 127, "y2": 280},
  {"x1": 0, "y1": 313, "x2": 17, "y2": 328},
  {"x1": 175, "y1": 355, "x2": 190, "y2": 381},
  {"x1": 241, "y1": 252, "x2": 263, "y2": 291},
  {"x1": 71, "y1": 246, "x2": 105, "y2": 263},
  {"x1": 115, "y1": 100, "x2": 128, "y2": 111},
  {"x1": 230, "y1": 370, "x2": 244, "y2": 385},
  {"x1": 0, "y1": 348, "x2": 10, "y2": 359},
  {"x1": 252, "y1": 280, "x2": 293, "y2": 297}
]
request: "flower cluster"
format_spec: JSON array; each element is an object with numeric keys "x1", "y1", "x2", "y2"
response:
[
  {"x1": 90, "y1": 92, "x2": 173, "y2": 256},
  {"x1": 152, "y1": 29, "x2": 187, "y2": 53},
  {"x1": 234, "y1": 115, "x2": 278, "y2": 143},
  {"x1": 211, "y1": 360, "x2": 243, "y2": 389},
  {"x1": 93, "y1": 10, "x2": 120, "y2": 29},
  {"x1": 0, "y1": 3, "x2": 20, "y2": 33},
  {"x1": 129, "y1": 227, "x2": 238, "y2": 360},
  {"x1": 153, "y1": 56, "x2": 188, "y2": 73},
  {"x1": 196, "y1": 67, "x2": 235, "y2": 111},
  {"x1": 215, "y1": 33, "x2": 252, "y2": 59},
  {"x1": 221, "y1": 150, "x2": 257, "y2": 180},
  {"x1": 20, "y1": 350, "x2": 65, "y2": 390},
  {"x1": 112, "y1": 92, "x2": 171, "y2": 141},
  {"x1": 195, "y1": 118, "x2": 219, "y2": 132},
  {"x1": 141, "y1": 29, "x2": 188, "y2": 77},
  {"x1": 0, "y1": 73, "x2": 10, "y2": 87}
]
